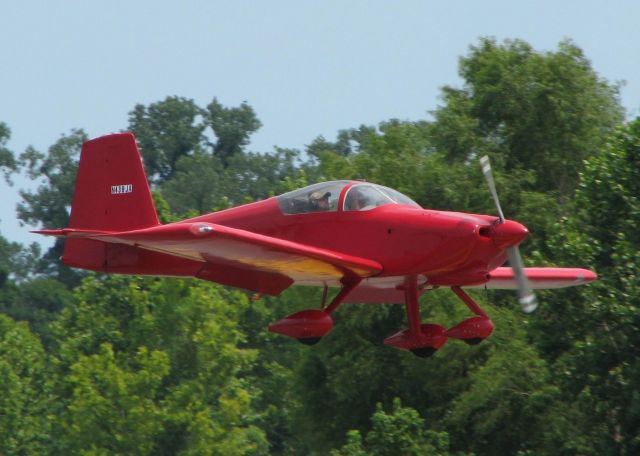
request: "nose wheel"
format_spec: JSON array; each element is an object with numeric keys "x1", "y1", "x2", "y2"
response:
[
  {"x1": 384, "y1": 277, "x2": 494, "y2": 357},
  {"x1": 384, "y1": 276, "x2": 449, "y2": 354},
  {"x1": 298, "y1": 337, "x2": 322, "y2": 346}
]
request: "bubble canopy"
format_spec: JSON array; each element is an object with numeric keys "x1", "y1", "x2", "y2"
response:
[{"x1": 277, "y1": 181, "x2": 421, "y2": 214}]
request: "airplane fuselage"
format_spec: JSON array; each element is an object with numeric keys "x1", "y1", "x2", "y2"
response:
[{"x1": 184, "y1": 181, "x2": 516, "y2": 285}]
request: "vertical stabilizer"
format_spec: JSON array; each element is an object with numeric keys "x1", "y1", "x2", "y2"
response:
[{"x1": 68, "y1": 132, "x2": 159, "y2": 231}]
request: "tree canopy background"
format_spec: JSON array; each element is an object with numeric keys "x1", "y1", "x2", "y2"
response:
[{"x1": 0, "y1": 38, "x2": 637, "y2": 455}]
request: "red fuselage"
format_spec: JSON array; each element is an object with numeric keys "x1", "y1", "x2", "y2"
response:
[{"x1": 184, "y1": 181, "x2": 521, "y2": 286}]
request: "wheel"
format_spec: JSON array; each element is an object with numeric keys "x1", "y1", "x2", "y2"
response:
[
  {"x1": 410, "y1": 347, "x2": 437, "y2": 358},
  {"x1": 464, "y1": 337, "x2": 483, "y2": 346},
  {"x1": 297, "y1": 337, "x2": 322, "y2": 346}
]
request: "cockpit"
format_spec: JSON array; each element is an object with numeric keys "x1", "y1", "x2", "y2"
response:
[
  {"x1": 343, "y1": 183, "x2": 420, "y2": 211},
  {"x1": 276, "y1": 180, "x2": 420, "y2": 215}
]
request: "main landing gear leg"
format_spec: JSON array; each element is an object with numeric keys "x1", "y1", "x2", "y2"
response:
[
  {"x1": 268, "y1": 278, "x2": 361, "y2": 345},
  {"x1": 445, "y1": 286, "x2": 494, "y2": 345},
  {"x1": 384, "y1": 276, "x2": 448, "y2": 358}
]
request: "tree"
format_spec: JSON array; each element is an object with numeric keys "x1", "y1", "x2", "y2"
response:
[
  {"x1": 161, "y1": 152, "x2": 226, "y2": 215},
  {"x1": 221, "y1": 147, "x2": 301, "y2": 203},
  {"x1": 0, "y1": 233, "x2": 22, "y2": 285},
  {"x1": 331, "y1": 399, "x2": 451, "y2": 456},
  {"x1": 128, "y1": 96, "x2": 206, "y2": 183},
  {"x1": 316, "y1": 120, "x2": 431, "y2": 201},
  {"x1": 206, "y1": 98, "x2": 262, "y2": 165},
  {"x1": 431, "y1": 38, "x2": 623, "y2": 197},
  {"x1": 129, "y1": 97, "x2": 276, "y2": 215},
  {"x1": 0, "y1": 122, "x2": 18, "y2": 183},
  {"x1": 52, "y1": 275, "x2": 268, "y2": 455},
  {"x1": 18, "y1": 129, "x2": 88, "y2": 285},
  {"x1": 536, "y1": 118, "x2": 640, "y2": 454},
  {"x1": 0, "y1": 314, "x2": 52, "y2": 455},
  {"x1": 5, "y1": 38, "x2": 630, "y2": 455},
  {"x1": 306, "y1": 125, "x2": 377, "y2": 159},
  {"x1": 128, "y1": 97, "x2": 263, "y2": 186},
  {"x1": 422, "y1": 38, "x2": 624, "y2": 260},
  {"x1": 446, "y1": 339, "x2": 555, "y2": 455},
  {"x1": 61, "y1": 343, "x2": 170, "y2": 455},
  {"x1": 0, "y1": 276, "x2": 73, "y2": 349},
  {"x1": 160, "y1": 146, "x2": 302, "y2": 215}
]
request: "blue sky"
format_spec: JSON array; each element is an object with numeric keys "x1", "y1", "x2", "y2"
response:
[{"x1": 2, "y1": 0, "x2": 639, "y2": 247}]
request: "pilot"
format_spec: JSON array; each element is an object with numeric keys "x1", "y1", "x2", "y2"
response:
[{"x1": 309, "y1": 191, "x2": 331, "y2": 211}]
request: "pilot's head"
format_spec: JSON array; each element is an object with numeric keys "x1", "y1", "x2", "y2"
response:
[{"x1": 309, "y1": 191, "x2": 331, "y2": 210}]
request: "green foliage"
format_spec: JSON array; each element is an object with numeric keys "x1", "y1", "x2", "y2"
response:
[
  {"x1": 17, "y1": 129, "x2": 88, "y2": 285},
  {"x1": 162, "y1": 152, "x2": 226, "y2": 215},
  {"x1": 537, "y1": 118, "x2": 640, "y2": 454},
  {"x1": 161, "y1": 146, "x2": 302, "y2": 215},
  {"x1": 317, "y1": 121, "x2": 430, "y2": 198},
  {"x1": 129, "y1": 96, "x2": 296, "y2": 217},
  {"x1": 432, "y1": 37, "x2": 623, "y2": 197},
  {"x1": 307, "y1": 126, "x2": 378, "y2": 160},
  {"x1": 207, "y1": 98, "x2": 262, "y2": 165},
  {"x1": 128, "y1": 96, "x2": 206, "y2": 183},
  {"x1": 332, "y1": 399, "x2": 451, "y2": 456},
  {"x1": 128, "y1": 96, "x2": 263, "y2": 185},
  {"x1": 0, "y1": 121, "x2": 18, "y2": 183},
  {"x1": 51, "y1": 275, "x2": 267, "y2": 455},
  {"x1": 422, "y1": 38, "x2": 621, "y2": 259},
  {"x1": 62, "y1": 343, "x2": 170, "y2": 455},
  {"x1": 446, "y1": 340, "x2": 555, "y2": 455},
  {"x1": 18, "y1": 129, "x2": 87, "y2": 229},
  {"x1": 0, "y1": 232, "x2": 23, "y2": 284},
  {"x1": 0, "y1": 314, "x2": 52, "y2": 455},
  {"x1": 1, "y1": 37, "x2": 635, "y2": 455},
  {"x1": 1, "y1": 276, "x2": 74, "y2": 348}
]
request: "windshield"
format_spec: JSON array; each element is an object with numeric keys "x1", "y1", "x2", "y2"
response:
[
  {"x1": 344, "y1": 184, "x2": 420, "y2": 211},
  {"x1": 277, "y1": 181, "x2": 350, "y2": 214}
]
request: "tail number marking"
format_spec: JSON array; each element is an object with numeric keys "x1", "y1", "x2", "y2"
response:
[{"x1": 111, "y1": 184, "x2": 133, "y2": 195}]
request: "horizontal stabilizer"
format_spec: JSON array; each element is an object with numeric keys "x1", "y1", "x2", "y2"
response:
[
  {"x1": 37, "y1": 222, "x2": 383, "y2": 290},
  {"x1": 31, "y1": 228, "x2": 113, "y2": 237}
]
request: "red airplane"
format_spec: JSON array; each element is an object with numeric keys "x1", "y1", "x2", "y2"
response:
[{"x1": 35, "y1": 133, "x2": 596, "y2": 357}]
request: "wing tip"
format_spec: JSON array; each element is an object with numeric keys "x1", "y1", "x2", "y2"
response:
[{"x1": 584, "y1": 269, "x2": 598, "y2": 282}]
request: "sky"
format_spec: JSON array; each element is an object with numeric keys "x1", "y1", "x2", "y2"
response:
[{"x1": 2, "y1": 0, "x2": 639, "y2": 249}]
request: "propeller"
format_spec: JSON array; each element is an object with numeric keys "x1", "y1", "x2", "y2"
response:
[{"x1": 480, "y1": 156, "x2": 538, "y2": 313}]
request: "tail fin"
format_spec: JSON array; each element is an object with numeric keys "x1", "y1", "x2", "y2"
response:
[
  {"x1": 69, "y1": 132, "x2": 159, "y2": 231},
  {"x1": 62, "y1": 133, "x2": 159, "y2": 271}
]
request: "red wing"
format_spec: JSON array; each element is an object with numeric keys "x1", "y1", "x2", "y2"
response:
[
  {"x1": 473, "y1": 267, "x2": 598, "y2": 289},
  {"x1": 343, "y1": 266, "x2": 598, "y2": 304},
  {"x1": 44, "y1": 222, "x2": 383, "y2": 290}
]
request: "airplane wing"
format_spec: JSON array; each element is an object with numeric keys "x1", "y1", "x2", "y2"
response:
[
  {"x1": 36, "y1": 222, "x2": 383, "y2": 296},
  {"x1": 342, "y1": 266, "x2": 597, "y2": 304},
  {"x1": 468, "y1": 267, "x2": 598, "y2": 289}
]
